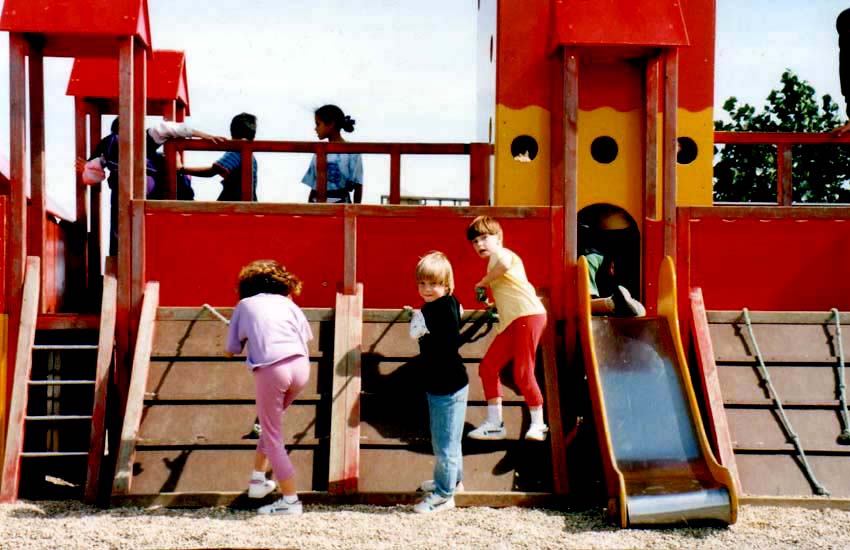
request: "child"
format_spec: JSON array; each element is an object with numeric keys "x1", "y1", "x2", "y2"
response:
[
  {"x1": 224, "y1": 259, "x2": 313, "y2": 515},
  {"x1": 580, "y1": 224, "x2": 645, "y2": 317},
  {"x1": 409, "y1": 251, "x2": 469, "y2": 514},
  {"x1": 466, "y1": 216, "x2": 549, "y2": 441},
  {"x1": 178, "y1": 113, "x2": 259, "y2": 201},
  {"x1": 302, "y1": 104, "x2": 363, "y2": 203}
]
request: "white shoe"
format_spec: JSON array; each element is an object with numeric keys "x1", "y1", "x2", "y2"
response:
[
  {"x1": 413, "y1": 492, "x2": 455, "y2": 514},
  {"x1": 257, "y1": 496, "x2": 303, "y2": 515},
  {"x1": 467, "y1": 420, "x2": 507, "y2": 440},
  {"x1": 248, "y1": 478, "x2": 276, "y2": 499},
  {"x1": 525, "y1": 423, "x2": 549, "y2": 441},
  {"x1": 419, "y1": 479, "x2": 465, "y2": 493}
]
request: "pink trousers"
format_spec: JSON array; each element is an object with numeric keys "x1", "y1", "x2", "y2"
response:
[{"x1": 478, "y1": 314, "x2": 546, "y2": 407}]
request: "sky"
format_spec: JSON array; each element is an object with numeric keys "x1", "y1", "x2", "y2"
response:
[{"x1": 0, "y1": 0, "x2": 847, "y2": 219}]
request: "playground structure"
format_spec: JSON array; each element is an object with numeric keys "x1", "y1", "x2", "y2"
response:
[{"x1": 1, "y1": 0, "x2": 850, "y2": 527}]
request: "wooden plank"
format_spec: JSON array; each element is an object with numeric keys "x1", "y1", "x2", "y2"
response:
[
  {"x1": 740, "y1": 496, "x2": 850, "y2": 510},
  {"x1": 156, "y1": 306, "x2": 334, "y2": 322},
  {"x1": 315, "y1": 142, "x2": 328, "y2": 203},
  {"x1": 343, "y1": 207, "x2": 356, "y2": 294},
  {"x1": 112, "y1": 490, "x2": 555, "y2": 509},
  {"x1": 28, "y1": 41, "x2": 47, "y2": 313},
  {"x1": 662, "y1": 48, "x2": 678, "y2": 260},
  {"x1": 240, "y1": 142, "x2": 252, "y2": 202},
  {"x1": 328, "y1": 285, "x2": 362, "y2": 493},
  {"x1": 163, "y1": 141, "x2": 177, "y2": 200},
  {"x1": 690, "y1": 289, "x2": 740, "y2": 490},
  {"x1": 715, "y1": 131, "x2": 850, "y2": 146},
  {"x1": 718, "y1": 364, "x2": 841, "y2": 403},
  {"x1": 74, "y1": 98, "x2": 88, "y2": 255},
  {"x1": 688, "y1": 205, "x2": 850, "y2": 220},
  {"x1": 540, "y1": 296, "x2": 568, "y2": 494},
  {"x1": 468, "y1": 142, "x2": 491, "y2": 206},
  {"x1": 35, "y1": 314, "x2": 100, "y2": 330},
  {"x1": 8, "y1": 34, "x2": 27, "y2": 316},
  {"x1": 175, "y1": 140, "x2": 473, "y2": 155},
  {"x1": 644, "y1": 54, "x2": 660, "y2": 221},
  {"x1": 727, "y1": 408, "x2": 849, "y2": 452},
  {"x1": 130, "y1": 199, "x2": 146, "y2": 345},
  {"x1": 710, "y1": 322, "x2": 848, "y2": 363},
  {"x1": 113, "y1": 281, "x2": 159, "y2": 495},
  {"x1": 776, "y1": 143, "x2": 793, "y2": 206},
  {"x1": 0, "y1": 256, "x2": 40, "y2": 502},
  {"x1": 87, "y1": 107, "x2": 103, "y2": 294},
  {"x1": 84, "y1": 259, "x2": 117, "y2": 504},
  {"x1": 708, "y1": 310, "x2": 850, "y2": 325},
  {"x1": 735, "y1": 454, "x2": 850, "y2": 497},
  {"x1": 388, "y1": 145, "x2": 401, "y2": 204}
]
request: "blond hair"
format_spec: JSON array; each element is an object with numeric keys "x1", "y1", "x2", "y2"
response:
[
  {"x1": 416, "y1": 251, "x2": 455, "y2": 294},
  {"x1": 237, "y1": 259, "x2": 302, "y2": 299},
  {"x1": 466, "y1": 215, "x2": 503, "y2": 241}
]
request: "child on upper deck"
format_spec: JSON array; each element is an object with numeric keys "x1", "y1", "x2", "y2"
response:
[
  {"x1": 409, "y1": 251, "x2": 468, "y2": 514},
  {"x1": 465, "y1": 216, "x2": 549, "y2": 442},
  {"x1": 302, "y1": 104, "x2": 363, "y2": 203}
]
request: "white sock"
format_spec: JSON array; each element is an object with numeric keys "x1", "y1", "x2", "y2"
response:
[
  {"x1": 487, "y1": 404, "x2": 502, "y2": 425},
  {"x1": 251, "y1": 470, "x2": 265, "y2": 481},
  {"x1": 283, "y1": 494, "x2": 299, "y2": 504},
  {"x1": 530, "y1": 406, "x2": 545, "y2": 426}
]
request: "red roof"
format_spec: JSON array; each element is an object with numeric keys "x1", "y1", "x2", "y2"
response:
[
  {"x1": 551, "y1": 0, "x2": 688, "y2": 51},
  {"x1": 0, "y1": 0, "x2": 152, "y2": 55},
  {"x1": 66, "y1": 50, "x2": 191, "y2": 115}
]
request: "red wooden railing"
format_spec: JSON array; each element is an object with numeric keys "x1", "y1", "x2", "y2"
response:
[
  {"x1": 713, "y1": 131, "x2": 850, "y2": 206},
  {"x1": 163, "y1": 140, "x2": 493, "y2": 205}
]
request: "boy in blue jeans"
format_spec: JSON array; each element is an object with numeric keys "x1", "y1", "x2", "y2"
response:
[{"x1": 409, "y1": 251, "x2": 468, "y2": 513}]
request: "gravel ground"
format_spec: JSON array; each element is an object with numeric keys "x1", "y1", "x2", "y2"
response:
[{"x1": 1, "y1": 501, "x2": 848, "y2": 550}]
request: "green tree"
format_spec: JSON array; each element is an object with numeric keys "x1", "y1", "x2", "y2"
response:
[{"x1": 713, "y1": 70, "x2": 850, "y2": 203}]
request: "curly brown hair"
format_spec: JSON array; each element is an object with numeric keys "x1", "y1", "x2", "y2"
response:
[{"x1": 237, "y1": 259, "x2": 302, "y2": 299}]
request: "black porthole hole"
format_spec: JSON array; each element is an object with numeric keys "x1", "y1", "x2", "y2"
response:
[
  {"x1": 590, "y1": 136, "x2": 618, "y2": 164},
  {"x1": 510, "y1": 135, "x2": 538, "y2": 162},
  {"x1": 677, "y1": 136, "x2": 698, "y2": 164}
]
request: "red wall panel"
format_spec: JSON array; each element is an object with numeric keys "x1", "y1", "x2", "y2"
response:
[
  {"x1": 0, "y1": 195, "x2": 6, "y2": 313},
  {"x1": 689, "y1": 217, "x2": 850, "y2": 311}
]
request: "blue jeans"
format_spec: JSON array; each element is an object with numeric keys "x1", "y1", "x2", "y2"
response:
[{"x1": 427, "y1": 384, "x2": 469, "y2": 498}]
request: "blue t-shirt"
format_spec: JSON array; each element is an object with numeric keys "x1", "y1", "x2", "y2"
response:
[
  {"x1": 302, "y1": 153, "x2": 363, "y2": 202},
  {"x1": 215, "y1": 151, "x2": 258, "y2": 201}
]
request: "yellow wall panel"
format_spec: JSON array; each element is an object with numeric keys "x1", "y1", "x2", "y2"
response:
[{"x1": 494, "y1": 104, "x2": 551, "y2": 206}]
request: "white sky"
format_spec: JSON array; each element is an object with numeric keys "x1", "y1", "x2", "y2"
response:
[{"x1": 0, "y1": 0, "x2": 847, "y2": 217}]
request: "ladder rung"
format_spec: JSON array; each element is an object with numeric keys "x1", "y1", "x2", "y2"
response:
[
  {"x1": 25, "y1": 415, "x2": 93, "y2": 421},
  {"x1": 29, "y1": 380, "x2": 95, "y2": 386},
  {"x1": 20, "y1": 451, "x2": 89, "y2": 457},
  {"x1": 32, "y1": 344, "x2": 98, "y2": 351}
]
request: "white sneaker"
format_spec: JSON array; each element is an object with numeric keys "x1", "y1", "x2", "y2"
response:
[
  {"x1": 419, "y1": 479, "x2": 465, "y2": 493},
  {"x1": 248, "y1": 478, "x2": 276, "y2": 499},
  {"x1": 257, "y1": 496, "x2": 303, "y2": 515},
  {"x1": 525, "y1": 423, "x2": 550, "y2": 441},
  {"x1": 467, "y1": 420, "x2": 507, "y2": 440},
  {"x1": 413, "y1": 492, "x2": 455, "y2": 514}
]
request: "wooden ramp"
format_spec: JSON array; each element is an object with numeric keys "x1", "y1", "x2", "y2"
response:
[
  {"x1": 694, "y1": 307, "x2": 850, "y2": 499},
  {"x1": 1, "y1": 257, "x2": 116, "y2": 503},
  {"x1": 112, "y1": 288, "x2": 563, "y2": 507},
  {"x1": 577, "y1": 257, "x2": 737, "y2": 526}
]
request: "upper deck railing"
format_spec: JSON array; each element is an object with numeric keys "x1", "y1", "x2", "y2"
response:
[
  {"x1": 163, "y1": 140, "x2": 493, "y2": 205},
  {"x1": 713, "y1": 131, "x2": 850, "y2": 206}
]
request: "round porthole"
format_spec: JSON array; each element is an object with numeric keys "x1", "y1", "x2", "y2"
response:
[
  {"x1": 510, "y1": 135, "x2": 538, "y2": 163},
  {"x1": 590, "y1": 136, "x2": 618, "y2": 164},
  {"x1": 677, "y1": 137, "x2": 698, "y2": 164}
]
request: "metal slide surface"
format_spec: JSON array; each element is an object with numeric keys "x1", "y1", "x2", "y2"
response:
[{"x1": 578, "y1": 257, "x2": 737, "y2": 526}]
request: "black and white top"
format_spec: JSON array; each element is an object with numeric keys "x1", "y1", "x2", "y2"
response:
[{"x1": 413, "y1": 295, "x2": 468, "y2": 396}]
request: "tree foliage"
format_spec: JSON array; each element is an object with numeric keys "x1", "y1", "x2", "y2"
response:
[{"x1": 713, "y1": 70, "x2": 850, "y2": 203}]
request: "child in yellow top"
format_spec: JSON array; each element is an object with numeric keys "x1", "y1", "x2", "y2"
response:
[{"x1": 466, "y1": 216, "x2": 549, "y2": 441}]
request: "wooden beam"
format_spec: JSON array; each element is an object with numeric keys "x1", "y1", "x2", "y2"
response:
[
  {"x1": 389, "y1": 144, "x2": 401, "y2": 205},
  {"x1": 689, "y1": 287, "x2": 741, "y2": 493},
  {"x1": 562, "y1": 48, "x2": 579, "y2": 370},
  {"x1": 468, "y1": 142, "x2": 491, "y2": 206},
  {"x1": 87, "y1": 107, "x2": 103, "y2": 292},
  {"x1": 0, "y1": 257, "x2": 40, "y2": 502},
  {"x1": 315, "y1": 142, "x2": 328, "y2": 203},
  {"x1": 130, "y1": 200, "x2": 146, "y2": 358},
  {"x1": 540, "y1": 295, "x2": 568, "y2": 494},
  {"x1": 776, "y1": 143, "x2": 793, "y2": 206},
  {"x1": 240, "y1": 141, "x2": 252, "y2": 201},
  {"x1": 328, "y1": 284, "x2": 363, "y2": 494},
  {"x1": 644, "y1": 54, "x2": 660, "y2": 221},
  {"x1": 112, "y1": 281, "x2": 159, "y2": 495},
  {"x1": 343, "y1": 207, "x2": 357, "y2": 295},
  {"x1": 85, "y1": 259, "x2": 117, "y2": 504},
  {"x1": 662, "y1": 49, "x2": 678, "y2": 260},
  {"x1": 28, "y1": 41, "x2": 47, "y2": 313}
]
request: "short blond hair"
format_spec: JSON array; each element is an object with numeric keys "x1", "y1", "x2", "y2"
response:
[{"x1": 416, "y1": 251, "x2": 455, "y2": 294}]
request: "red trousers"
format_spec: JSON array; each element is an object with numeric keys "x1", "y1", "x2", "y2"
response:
[{"x1": 478, "y1": 313, "x2": 546, "y2": 407}]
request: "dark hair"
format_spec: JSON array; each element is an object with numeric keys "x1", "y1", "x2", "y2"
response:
[
  {"x1": 466, "y1": 215, "x2": 503, "y2": 241},
  {"x1": 315, "y1": 104, "x2": 355, "y2": 133},
  {"x1": 110, "y1": 117, "x2": 119, "y2": 134},
  {"x1": 230, "y1": 112, "x2": 257, "y2": 140},
  {"x1": 237, "y1": 259, "x2": 302, "y2": 299}
]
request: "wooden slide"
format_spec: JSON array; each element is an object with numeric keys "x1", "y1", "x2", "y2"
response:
[{"x1": 577, "y1": 256, "x2": 738, "y2": 526}]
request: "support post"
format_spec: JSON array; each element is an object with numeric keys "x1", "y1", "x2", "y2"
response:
[
  {"x1": 662, "y1": 49, "x2": 679, "y2": 260},
  {"x1": 28, "y1": 41, "x2": 46, "y2": 312},
  {"x1": 777, "y1": 144, "x2": 793, "y2": 206}
]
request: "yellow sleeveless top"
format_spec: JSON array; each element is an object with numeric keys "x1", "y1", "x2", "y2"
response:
[{"x1": 488, "y1": 248, "x2": 546, "y2": 332}]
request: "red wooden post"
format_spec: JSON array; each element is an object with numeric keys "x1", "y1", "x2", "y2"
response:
[
  {"x1": 28, "y1": 40, "x2": 46, "y2": 313},
  {"x1": 130, "y1": 40, "x2": 147, "y2": 359},
  {"x1": 662, "y1": 49, "x2": 679, "y2": 260},
  {"x1": 87, "y1": 105, "x2": 102, "y2": 290},
  {"x1": 563, "y1": 48, "x2": 579, "y2": 351},
  {"x1": 776, "y1": 143, "x2": 793, "y2": 206},
  {"x1": 240, "y1": 142, "x2": 252, "y2": 201},
  {"x1": 163, "y1": 141, "x2": 177, "y2": 200},
  {"x1": 644, "y1": 54, "x2": 660, "y2": 302},
  {"x1": 388, "y1": 145, "x2": 401, "y2": 204},
  {"x1": 468, "y1": 142, "x2": 491, "y2": 205},
  {"x1": 342, "y1": 207, "x2": 357, "y2": 295},
  {"x1": 316, "y1": 142, "x2": 328, "y2": 203}
]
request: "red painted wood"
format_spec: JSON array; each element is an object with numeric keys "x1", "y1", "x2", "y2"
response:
[
  {"x1": 540, "y1": 294, "x2": 568, "y2": 494},
  {"x1": 715, "y1": 131, "x2": 850, "y2": 145},
  {"x1": 644, "y1": 55, "x2": 659, "y2": 221},
  {"x1": 776, "y1": 144, "x2": 793, "y2": 206},
  {"x1": 0, "y1": 195, "x2": 6, "y2": 313},
  {"x1": 66, "y1": 51, "x2": 190, "y2": 115},
  {"x1": 689, "y1": 287, "x2": 741, "y2": 492},
  {"x1": 662, "y1": 49, "x2": 678, "y2": 260},
  {"x1": 0, "y1": 256, "x2": 39, "y2": 502},
  {"x1": 239, "y1": 144, "x2": 252, "y2": 202},
  {"x1": 468, "y1": 143, "x2": 491, "y2": 206},
  {"x1": 0, "y1": 0, "x2": 152, "y2": 50},
  {"x1": 551, "y1": 0, "x2": 688, "y2": 49},
  {"x1": 388, "y1": 145, "x2": 401, "y2": 205},
  {"x1": 642, "y1": 218, "x2": 663, "y2": 317},
  {"x1": 87, "y1": 108, "x2": 103, "y2": 294},
  {"x1": 315, "y1": 143, "x2": 328, "y2": 203},
  {"x1": 343, "y1": 209, "x2": 357, "y2": 295},
  {"x1": 687, "y1": 213, "x2": 850, "y2": 311},
  {"x1": 29, "y1": 43, "x2": 47, "y2": 314}
]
